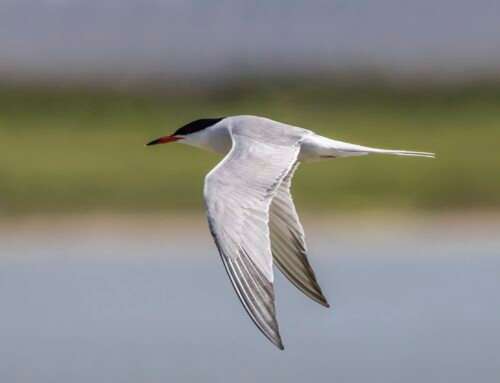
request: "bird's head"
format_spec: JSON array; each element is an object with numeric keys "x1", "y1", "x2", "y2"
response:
[{"x1": 146, "y1": 118, "x2": 225, "y2": 147}]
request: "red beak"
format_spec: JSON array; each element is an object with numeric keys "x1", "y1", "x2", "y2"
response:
[{"x1": 146, "y1": 135, "x2": 182, "y2": 146}]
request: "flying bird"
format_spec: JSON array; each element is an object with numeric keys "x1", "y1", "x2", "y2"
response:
[{"x1": 147, "y1": 115, "x2": 434, "y2": 349}]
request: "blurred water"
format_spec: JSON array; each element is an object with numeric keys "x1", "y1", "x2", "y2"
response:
[
  {"x1": 1, "y1": 0, "x2": 500, "y2": 79},
  {"x1": 1, "y1": 220, "x2": 499, "y2": 382}
]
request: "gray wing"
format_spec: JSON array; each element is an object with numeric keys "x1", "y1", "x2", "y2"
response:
[
  {"x1": 204, "y1": 130, "x2": 302, "y2": 350},
  {"x1": 270, "y1": 162, "x2": 329, "y2": 307}
]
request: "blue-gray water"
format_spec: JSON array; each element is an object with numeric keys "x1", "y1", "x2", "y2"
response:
[
  {"x1": 1, "y1": 218, "x2": 499, "y2": 382},
  {"x1": 2, "y1": 1, "x2": 500, "y2": 80}
]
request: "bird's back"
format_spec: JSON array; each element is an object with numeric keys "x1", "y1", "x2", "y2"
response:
[{"x1": 227, "y1": 116, "x2": 312, "y2": 147}]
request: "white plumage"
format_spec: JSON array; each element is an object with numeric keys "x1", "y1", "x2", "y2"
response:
[{"x1": 147, "y1": 115, "x2": 435, "y2": 349}]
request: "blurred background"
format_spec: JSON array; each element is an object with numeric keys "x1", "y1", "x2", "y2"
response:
[{"x1": 1, "y1": 1, "x2": 499, "y2": 382}]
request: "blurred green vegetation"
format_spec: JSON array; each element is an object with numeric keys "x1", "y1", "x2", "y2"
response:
[{"x1": 1, "y1": 80, "x2": 499, "y2": 215}]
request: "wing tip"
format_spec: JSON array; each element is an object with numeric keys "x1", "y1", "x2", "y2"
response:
[
  {"x1": 274, "y1": 337, "x2": 285, "y2": 350},
  {"x1": 261, "y1": 325, "x2": 285, "y2": 350},
  {"x1": 305, "y1": 285, "x2": 331, "y2": 308},
  {"x1": 313, "y1": 290, "x2": 331, "y2": 308}
]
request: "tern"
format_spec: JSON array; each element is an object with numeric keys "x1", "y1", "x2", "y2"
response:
[{"x1": 147, "y1": 115, "x2": 434, "y2": 349}]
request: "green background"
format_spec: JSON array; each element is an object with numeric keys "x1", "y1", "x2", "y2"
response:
[{"x1": 2, "y1": 80, "x2": 499, "y2": 215}]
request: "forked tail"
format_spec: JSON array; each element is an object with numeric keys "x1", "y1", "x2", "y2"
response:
[
  {"x1": 366, "y1": 148, "x2": 435, "y2": 158},
  {"x1": 314, "y1": 136, "x2": 436, "y2": 159}
]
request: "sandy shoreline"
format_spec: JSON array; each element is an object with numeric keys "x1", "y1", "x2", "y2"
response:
[{"x1": 2, "y1": 211, "x2": 500, "y2": 238}]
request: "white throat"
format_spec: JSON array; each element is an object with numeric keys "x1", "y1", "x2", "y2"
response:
[{"x1": 180, "y1": 124, "x2": 232, "y2": 155}]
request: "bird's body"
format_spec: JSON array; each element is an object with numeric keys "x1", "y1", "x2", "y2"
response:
[
  {"x1": 174, "y1": 115, "x2": 434, "y2": 161},
  {"x1": 147, "y1": 115, "x2": 434, "y2": 350}
]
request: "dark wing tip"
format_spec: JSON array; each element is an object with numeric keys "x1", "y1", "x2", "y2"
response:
[
  {"x1": 270, "y1": 329, "x2": 285, "y2": 350},
  {"x1": 262, "y1": 327, "x2": 285, "y2": 351},
  {"x1": 269, "y1": 332, "x2": 284, "y2": 350},
  {"x1": 314, "y1": 286, "x2": 331, "y2": 308},
  {"x1": 272, "y1": 253, "x2": 331, "y2": 308},
  {"x1": 319, "y1": 297, "x2": 331, "y2": 308},
  {"x1": 216, "y1": 243, "x2": 286, "y2": 351},
  {"x1": 310, "y1": 294, "x2": 330, "y2": 308}
]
